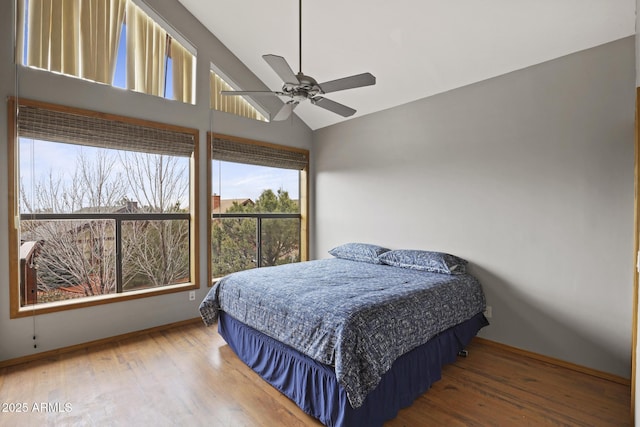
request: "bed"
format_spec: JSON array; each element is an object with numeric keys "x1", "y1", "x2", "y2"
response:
[{"x1": 199, "y1": 244, "x2": 488, "y2": 426}]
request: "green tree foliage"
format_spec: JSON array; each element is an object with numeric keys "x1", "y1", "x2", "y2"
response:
[{"x1": 211, "y1": 189, "x2": 300, "y2": 277}]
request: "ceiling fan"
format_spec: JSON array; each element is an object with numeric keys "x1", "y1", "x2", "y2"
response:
[{"x1": 221, "y1": 0, "x2": 376, "y2": 121}]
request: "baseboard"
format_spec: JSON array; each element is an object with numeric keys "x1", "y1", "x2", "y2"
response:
[
  {"x1": 0, "y1": 317, "x2": 203, "y2": 369},
  {"x1": 1, "y1": 321, "x2": 631, "y2": 388},
  {"x1": 473, "y1": 337, "x2": 630, "y2": 387}
]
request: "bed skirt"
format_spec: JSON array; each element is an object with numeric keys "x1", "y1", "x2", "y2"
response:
[{"x1": 218, "y1": 311, "x2": 489, "y2": 427}]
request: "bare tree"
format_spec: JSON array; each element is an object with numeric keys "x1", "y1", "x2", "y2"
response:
[
  {"x1": 21, "y1": 148, "x2": 125, "y2": 297},
  {"x1": 121, "y1": 219, "x2": 189, "y2": 289},
  {"x1": 120, "y1": 152, "x2": 187, "y2": 213},
  {"x1": 21, "y1": 148, "x2": 126, "y2": 214},
  {"x1": 30, "y1": 220, "x2": 117, "y2": 297},
  {"x1": 74, "y1": 149, "x2": 127, "y2": 210},
  {"x1": 120, "y1": 152, "x2": 190, "y2": 289},
  {"x1": 20, "y1": 146, "x2": 190, "y2": 300}
]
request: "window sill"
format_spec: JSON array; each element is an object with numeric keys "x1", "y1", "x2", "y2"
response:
[{"x1": 11, "y1": 282, "x2": 198, "y2": 319}]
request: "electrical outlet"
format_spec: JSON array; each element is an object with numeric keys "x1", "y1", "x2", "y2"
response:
[
  {"x1": 484, "y1": 306, "x2": 492, "y2": 319},
  {"x1": 189, "y1": 291, "x2": 196, "y2": 301}
]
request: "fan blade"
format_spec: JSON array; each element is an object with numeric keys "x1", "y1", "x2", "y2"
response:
[
  {"x1": 319, "y1": 72, "x2": 376, "y2": 94},
  {"x1": 273, "y1": 101, "x2": 299, "y2": 121},
  {"x1": 311, "y1": 97, "x2": 356, "y2": 117},
  {"x1": 220, "y1": 90, "x2": 282, "y2": 97},
  {"x1": 263, "y1": 54, "x2": 299, "y2": 84}
]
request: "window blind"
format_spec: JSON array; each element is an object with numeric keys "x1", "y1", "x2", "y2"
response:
[
  {"x1": 17, "y1": 101, "x2": 196, "y2": 157},
  {"x1": 171, "y1": 39, "x2": 195, "y2": 104},
  {"x1": 209, "y1": 71, "x2": 268, "y2": 122},
  {"x1": 17, "y1": 0, "x2": 196, "y2": 104},
  {"x1": 210, "y1": 134, "x2": 308, "y2": 171},
  {"x1": 126, "y1": 1, "x2": 167, "y2": 97},
  {"x1": 25, "y1": 0, "x2": 81, "y2": 76},
  {"x1": 80, "y1": 0, "x2": 127, "y2": 84}
]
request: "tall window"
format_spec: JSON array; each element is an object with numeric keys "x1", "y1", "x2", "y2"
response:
[
  {"x1": 210, "y1": 68, "x2": 269, "y2": 122},
  {"x1": 8, "y1": 98, "x2": 200, "y2": 317},
  {"x1": 16, "y1": 0, "x2": 196, "y2": 104},
  {"x1": 210, "y1": 134, "x2": 308, "y2": 280}
]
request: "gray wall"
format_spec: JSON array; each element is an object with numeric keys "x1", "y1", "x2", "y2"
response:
[
  {"x1": 0, "y1": 0, "x2": 312, "y2": 362},
  {"x1": 312, "y1": 37, "x2": 635, "y2": 377}
]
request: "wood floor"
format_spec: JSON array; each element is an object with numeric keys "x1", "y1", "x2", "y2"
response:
[{"x1": 0, "y1": 321, "x2": 630, "y2": 426}]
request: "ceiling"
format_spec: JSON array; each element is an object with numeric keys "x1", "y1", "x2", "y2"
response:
[{"x1": 177, "y1": 0, "x2": 635, "y2": 130}]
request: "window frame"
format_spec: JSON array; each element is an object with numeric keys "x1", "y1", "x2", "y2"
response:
[
  {"x1": 207, "y1": 133, "x2": 309, "y2": 286},
  {"x1": 8, "y1": 97, "x2": 201, "y2": 318}
]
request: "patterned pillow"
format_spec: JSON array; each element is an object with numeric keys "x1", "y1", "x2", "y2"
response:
[
  {"x1": 379, "y1": 249, "x2": 468, "y2": 274},
  {"x1": 328, "y1": 243, "x2": 391, "y2": 264}
]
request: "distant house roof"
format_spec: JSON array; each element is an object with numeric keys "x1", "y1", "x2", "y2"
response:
[
  {"x1": 212, "y1": 194, "x2": 253, "y2": 214},
  {"x1": 20, "y1": 201, "x2": 141, "y2": 242},
  {"x1": 74, "y1": 201, "x2": 139, "y2": 214}
]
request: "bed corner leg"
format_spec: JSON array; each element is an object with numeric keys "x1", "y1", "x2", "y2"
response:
[{"x1": 457, "y1": 349, "x2": 469, "y2": 357}]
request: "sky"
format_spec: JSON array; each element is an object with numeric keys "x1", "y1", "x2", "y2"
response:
[
  {"x1": 20, "y1": 139, "x2": 299, "y2": 210},
  {"x1": 19, "y1": 139, "x2": 79, "y2": 196},
  {"x1": 212, "y1": 161, "x2": 299, "y2": 201}
]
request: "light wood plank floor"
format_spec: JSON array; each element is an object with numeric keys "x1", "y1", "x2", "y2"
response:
[{"x1": 0, "y1": 321, "x2": 630, "y2": 426}]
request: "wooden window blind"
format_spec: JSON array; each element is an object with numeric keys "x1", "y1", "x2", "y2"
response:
[
  {"x1": 16, "y1": 99, "x2": 196, "y2": 157},
  {"x1": 210, "y1": 133, "x2": 308, "y2": 171}
]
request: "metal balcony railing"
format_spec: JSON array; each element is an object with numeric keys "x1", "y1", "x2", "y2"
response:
[
  {"x1": 211, "y1": 212, "x2": 301, "y2": 277},
  {"x1": 20, "y1": 212, "x2": 190, "y2": 302}
]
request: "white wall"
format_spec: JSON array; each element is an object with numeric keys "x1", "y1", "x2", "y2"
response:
[
  {"x1": 0, "y1": 0, "x2": 312, "y2": 362},
  {"x1": 312, "y1": 37, "x2": 635, "y2": 377}
]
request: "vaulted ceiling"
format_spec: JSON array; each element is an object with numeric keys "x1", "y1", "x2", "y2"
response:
[{"x1": 178, "y1": 0, "x2": 635, "y2": 130}]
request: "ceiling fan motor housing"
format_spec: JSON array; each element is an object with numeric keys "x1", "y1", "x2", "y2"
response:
[{"x1": 282, "y1": 73, "x2": 322, "y2": 101}]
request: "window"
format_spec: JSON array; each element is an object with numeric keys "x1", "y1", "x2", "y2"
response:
[
  {"x1": 209, "y1": 134, "x2": 308, "y2": 281},
  {"x1": 8, "y1": 98, "x2": 200, "y2": 317},
  {"x1": 210, "y1": 67, "x2": 269, "y2": 122},
  {"x1": 15, "y1": 0, "x2": 196, "y2": 104}
]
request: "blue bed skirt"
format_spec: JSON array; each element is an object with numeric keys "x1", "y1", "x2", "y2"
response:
[{"x1": 218, "y1": 311, "x2": 488, "y2": 427}]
